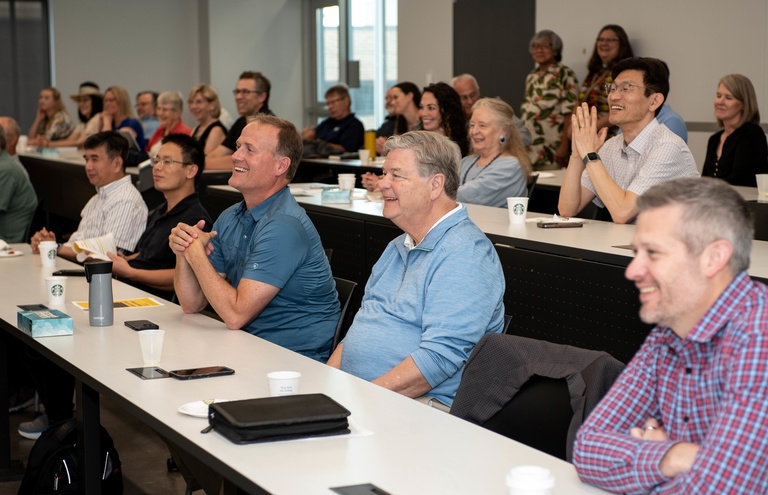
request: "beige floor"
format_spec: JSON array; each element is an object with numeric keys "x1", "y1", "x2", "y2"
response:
[{"x1": 0, "y1": 397, "x2": 191, "y2": 494}]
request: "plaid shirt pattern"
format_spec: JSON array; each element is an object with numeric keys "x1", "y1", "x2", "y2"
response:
[{"x1": 573, "y1": 272, "x2": 768, "y2": 494}]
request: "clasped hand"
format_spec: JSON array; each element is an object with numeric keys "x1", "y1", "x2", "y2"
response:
[
  {"x1": 169, "y1": 220, "x2": 217, "y2": 258},
  {"x1": 571, "y1": 103, "x2": 608, "y2": 162}
]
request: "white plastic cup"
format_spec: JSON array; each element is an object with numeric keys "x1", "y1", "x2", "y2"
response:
[
  {"x1": 39, "y1": 241, "x2": 58, "y2": 267},
  {"x1": 138, "y1": 329, "x2": 165, "y2": 365},
  {"x1": 338, "y1": 177, "x2": 356, "y2": 190},
  {"x1": 757, "y1": 174, "x2": 768, "y2": 202},
  {"x1": 358, "y1": 149, "x2": 370, "y2": 164},
  {"x1": 44, "y1": 276, "x2": 67, "y2": 306},
  {"x1": 506, "y1": 466, "x2": 555, "y2": 495},
  {"x1": 17, "y1": 135, "x2": 28, "y2": 153},
  {"x1": 507, "y1": 197, "x2": 529, "y2": 224},
  {"x1": 267, "y1": 371, "x2": 301, "y2": 396}
]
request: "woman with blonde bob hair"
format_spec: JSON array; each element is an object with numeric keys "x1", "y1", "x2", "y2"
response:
[
  {"x1": 702, "y1": 74, "x2": 768, "y2": 186},
  {"x1": 457, "y1": 98, "x2": 532, "y2": 208},
  {"x1": 188, "y1": 84, "x2": 227, "y2": 154}
]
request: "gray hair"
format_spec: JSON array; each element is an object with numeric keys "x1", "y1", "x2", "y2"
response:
[
  {"x1": 450, "y1": 73, "x2": 480, "y2": 92},
  {"x1": 636, "y1": 177, "x2": 753, "y2": 274},
  {"x1": 530, "y1": 29, "x2": 563, "y2": 61},
  {"x1": 383, "y1": 130, "x2": 460, "y2": 199},
  {"x1": 157, "y1": 91, "x2": 184, "y2": 112}
]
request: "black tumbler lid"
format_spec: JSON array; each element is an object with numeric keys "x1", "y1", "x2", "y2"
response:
[{"x1": 84, "y1": 260, "x2": 113, "y2": 282}]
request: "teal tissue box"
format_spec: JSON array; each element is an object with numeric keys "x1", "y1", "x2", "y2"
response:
[
  {"x1": 321, "y1": 188, "x2": 351, "y2": 204},
  {"x1": 17, "y1": 309, "x2": 74, "y2": 338}
]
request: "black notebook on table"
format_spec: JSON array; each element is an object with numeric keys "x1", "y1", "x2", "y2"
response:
[{"x1": 208, "y1": 393, "x2": 351, "y2": 444}]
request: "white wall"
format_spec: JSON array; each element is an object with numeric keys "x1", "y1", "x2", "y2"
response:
[
  {"x1": 206, "y1": 0, "x2": 304, "y2": 126},
  {"x1": 51, "y1": 0, "x2": 304, "y2": 130},
  {"x1": 397, "y1": 0, "x2": 453, "y2": 86},
  {"x1": 536, "y1": 0, "x2": 768, "y2": 169},
  {"x1": 51, "y1": 0, "x2": 201, "y2": 125}
]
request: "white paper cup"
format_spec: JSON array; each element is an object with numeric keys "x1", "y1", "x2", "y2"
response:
[
  {"x1": 506, "y1": 466, "x2": 555, "y2": 495},
  {"x1": 39, "y1": 241, "x2": 58, "y2": 267},
  {"x1": 267, "y1": 371, "x2": 301, "y2": 396},
  {"x1": 358, "y1": 149, "x2": 370, "y2": 164},
  {"x1": 507, "y1": 197, "x2": 529, "y2": 224},
  {"x1": 338, "y1": 177, "x2": 356, "y2": 190},
  {"x1": 138, "y1": 329, "x2": 165, "y2": 365},
  {"x1": 17, "y1": 135, "x2": 28, "y2": 153},
  {"x1": 757, "y1": 174, "x2": 768, "y2": 202},
  {"x1": 45, "y1": 276, "x2": 67, "y2": 306}
]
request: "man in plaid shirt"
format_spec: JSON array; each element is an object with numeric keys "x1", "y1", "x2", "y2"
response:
[{"x1": 573, "y1": 177, "x2": 768, "y2": 494}]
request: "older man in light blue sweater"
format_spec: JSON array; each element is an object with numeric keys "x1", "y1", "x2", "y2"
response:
[{"x1": 327, "y1": 131, "x2": 505, "y2": 411}]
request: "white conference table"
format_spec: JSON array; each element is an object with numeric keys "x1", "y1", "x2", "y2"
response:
[{"x1": 0, "y1": 246, "x2": 609, "y2": 495}]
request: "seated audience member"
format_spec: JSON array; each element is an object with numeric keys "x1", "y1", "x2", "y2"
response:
[
  {"x1": 0, "y1": 123, "x2": 36, "y2": 242},
  {"x1": 520, "y1": 30, "x2": 578, "y2": 170},
  {"x1": 206, "y1": 71, "x2": 274, "y2": 171},
  {"x1": 303, "y1": 84, "x2": 364, "y2": 153},
  {"x1": 20, "y1": 131, "x2": 148, "y2": 439},
  {"x1": 135, "y1": 91, "x2": 160, "y2": 137},
  {"x1": 558, "y1": 57, "x2": 698, "y2": 224},
  {"x1": 109, "y1": 134, "x2": 212, "y2": 301},
  {"x1": 374, "y1": 82, "x2": 422, "y2": 155},
  {"x1": 375, "y1": 86, "x2": 397, "y2": 139},
  {"x1": 451, "y1": 73, "x2": 531, "y2": 147},
  {"x1": 169, "y1": 115, "x2": 339, "y2": 362},
  {"x1": 0, "y1": 116, "x2": 28, "y2": 177},
  {"x1": 458, "y1": 98, "x2": 531, "y2": 208},
  {"x1": 419, "y1": 82, "x2": 469, "y2": 156},
  {"x1": 188, "y1": 84, "x2": 228, "y2": 154},
  {"x1": 27, "y1": 87, "x2": 74, "y2": 146},
  {"x1": 95, "y1": 86, "x2": 146, "y2": 150},
  {"x1": 363, "y1": 82, "x2": 469, "y2": 191},
  {"x1": 701, "y1": 74, "x2": 768, "y2": 186},
  {"x1": 147, "y1": 91, "x2": 192, "y2": 155},
  {"x1": 29, "y1": 131, "x2": 148, "y2": 262},
  {"x1": 327, "y1": 131, "x2": 506, "y2": 411},
  {"x1": 46, "y1": 82, "x2": 103, "y2": 148},
  {"x1": 574, "y1": 177, "x2": 768, "y2": 494}
]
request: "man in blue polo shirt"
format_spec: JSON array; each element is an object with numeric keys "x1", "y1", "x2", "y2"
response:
[
  {"x1": 327, "y1": 131, "x2": 506, "y2": 411},
  {"x1": 170, "y1": 115, "x2": 339, "y2": 362},
  {"x1": 303, "y1": 85, "x2": 365, "y2": 153}
]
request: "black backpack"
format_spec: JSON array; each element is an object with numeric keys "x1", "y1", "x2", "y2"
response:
[{"x1": 18, "y1": 418, "x2": 123, "y2": 495}]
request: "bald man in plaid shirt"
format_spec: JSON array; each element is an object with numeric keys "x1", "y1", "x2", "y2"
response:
[{"x1": 573, "y1": 177, "x2": 768, "y2": 494}]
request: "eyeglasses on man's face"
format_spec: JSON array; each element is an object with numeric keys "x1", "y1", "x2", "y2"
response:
[
  {"x1": 325, "y1": 97, "x2": 346, "y2": 107},
  {"x1": 150, "y1": 156, "x2": 190, "y2": 167},
  {"x1": 604, "y1": 82, "x2": 646, "y2": 96},
  {"x1": 233, "y1": 89, "x2": 261, "y2": 96}
]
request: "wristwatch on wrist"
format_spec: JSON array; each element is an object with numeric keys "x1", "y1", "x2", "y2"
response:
[{"x1": 582, "y1": 152, "x2": 600, "y2": 166}]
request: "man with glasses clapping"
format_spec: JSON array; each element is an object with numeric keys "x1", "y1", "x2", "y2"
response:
[{"x1": 558, "y1": 57, "x2": 697, "y2": 224}]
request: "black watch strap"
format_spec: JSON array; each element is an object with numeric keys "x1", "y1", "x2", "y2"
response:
[{"x1": 582, "y1": 152, "x2": 600, "y2": 166}]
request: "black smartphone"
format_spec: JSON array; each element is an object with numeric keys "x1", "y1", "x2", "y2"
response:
[
  {"x1": 124, "y1": 320, "x2": 160, "y2": 331},
  {"x1": 52, "y1": 269, "x2": 86, "y2": 276},
  {"x1": 126, "y1": 367, "x2": 170, "y2": 380},
  {"x1": 536, "y1": 222, "x2": 584, "y2": 229},
  {"x1": 169, "y1": 366, "x2": 235, "y2": 380}
]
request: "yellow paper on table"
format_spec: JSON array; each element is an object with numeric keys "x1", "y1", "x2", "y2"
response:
[{"x1": 73, "y1": 297, "x2": 163, "y2": 310}]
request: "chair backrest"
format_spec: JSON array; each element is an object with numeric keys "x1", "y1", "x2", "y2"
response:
[
  {"x1": 450, "y1": 333, "x2": 624, "y2": 461},
  {"x1": 527, "y1": 173, "x2": 539, "y2": 199},
  {"x1": 332, "y1": 277, "x2": 357, "y2": 351},
  {"x1": 745, "y1": 201, "x2": 768, "y2": 241}
]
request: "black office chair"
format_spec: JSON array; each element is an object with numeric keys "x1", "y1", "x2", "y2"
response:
[
  {"x1": 451, "y1": 333, "x2": 624, "y2": 461},
  {"x1": 527, "y1": 173, "x2": 539, "y2": 200},
  {"x1": 324, "y1": 248, "x2": 333, "y2": 262},
  {"x1": 332, "y1": 277, "x2": 357, "y2": 351},
  {"x1": 746, "y1": 201, "x2": 768, "y2": 241},
  {"x1": 503, "y1": 314, "x2": 512, "y2": 333}
]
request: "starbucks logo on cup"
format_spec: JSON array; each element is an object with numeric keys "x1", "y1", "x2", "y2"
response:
[
  {"x1": 47, "y1": 250, "x2": 56, "y2": 260},
  {"x1": 513, "y1": 203, "x2": 525, "y2": 215},
  {"x1": 50, "y1": 284, "x2": 64, "y2": 297}
]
